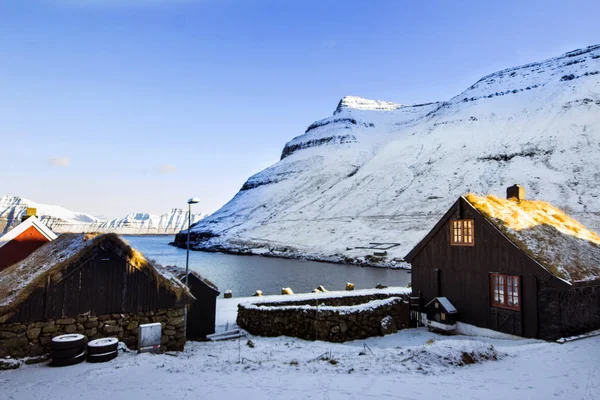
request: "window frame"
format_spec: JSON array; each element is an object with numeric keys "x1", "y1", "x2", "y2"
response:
[
  {"x1": 450, "y1": 219, "x2": 475, "y2": 246},
  {"x1": 490, "y1": 273, "x2": 521, "y2": 311}
]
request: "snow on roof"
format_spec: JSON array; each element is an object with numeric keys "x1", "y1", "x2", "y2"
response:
[
  {"x1": 0, "y1": 216, "x2": 57, "y2": 249},
  {"x1": 0, "y1": 233, "x2": 192, "y2": 322},
  {"x1": 465, "y1": 194, "x2": 600, "y2": 283},
  {"x1": 426, "y1": 297, "x2": 457, "y2": 314}
]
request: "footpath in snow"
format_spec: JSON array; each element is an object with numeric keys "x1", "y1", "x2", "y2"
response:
[{"x1": 1, "y1": 297, "x2": 599, "y2": 400}]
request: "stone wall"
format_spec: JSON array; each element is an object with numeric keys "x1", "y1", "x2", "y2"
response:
[
  {"x1": 237, "y1": 293, "x2": 410, "y2": 342},
  {"x1": 538, "y1": 284, "x2": 600, "y2": 340},
  {"x1": 0, "y1": 308, "x2": 185, "y2": 359}
]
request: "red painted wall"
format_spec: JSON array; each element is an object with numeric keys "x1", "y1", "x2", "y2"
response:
[{"x1": 0, "y1": 226, "x2": 51, "y2": 272}]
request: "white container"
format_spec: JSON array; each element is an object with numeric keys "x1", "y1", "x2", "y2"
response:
[{"x1": 138, "y1": 322, "x2": 162, "y2": 354}]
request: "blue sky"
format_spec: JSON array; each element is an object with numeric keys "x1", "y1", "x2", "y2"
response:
[{"x1": 1, "y1": 0, "x2": 598, "y2": 218}]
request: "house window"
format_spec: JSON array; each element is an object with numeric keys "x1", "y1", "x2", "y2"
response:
[
  {"x1": 450, "y1": 219, "x2": 474, "y2": 246},
  {"x1": 490, "y1": 274, "x2": 520, "y2": 310}
]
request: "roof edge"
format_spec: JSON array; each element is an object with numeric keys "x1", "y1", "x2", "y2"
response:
[{"x1": 0, "y1": 216, "x2": 57, "y2": 249}]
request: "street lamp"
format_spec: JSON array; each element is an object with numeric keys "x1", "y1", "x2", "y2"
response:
[{"x1": 184, "y1": 197, "x2": 200, "y2": 339}]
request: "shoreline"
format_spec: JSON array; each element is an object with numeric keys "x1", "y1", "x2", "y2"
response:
[{"x1": 168, "y1": 241, "x2": 411, "y2": 270}]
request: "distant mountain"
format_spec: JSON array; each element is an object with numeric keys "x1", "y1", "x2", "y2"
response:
[
  {"x1": 0, "y1": 196, "x2": 206, "y2": 235},
  {"x1": 175, "y1": 44, "x2": 600, "y2": 267}
]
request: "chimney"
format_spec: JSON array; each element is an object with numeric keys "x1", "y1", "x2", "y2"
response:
[
  {"x1": 21, "y1": 207, "x2": 37, "y2": 222},
  {"x1": 506, "y1": 184, "x2": 525, "y2": 201}
]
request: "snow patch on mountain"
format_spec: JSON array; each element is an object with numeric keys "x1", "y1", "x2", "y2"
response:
[{"x1": 177, "y1": 44, "x2": 600, "y2": 267}]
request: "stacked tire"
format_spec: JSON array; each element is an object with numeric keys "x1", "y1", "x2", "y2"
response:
[
  {"x1": 87, "y1": 338, "x2": 119, "y2": 363},
  {"x1": 50, "y1": 334, "x2": 86, "y2": 367}
]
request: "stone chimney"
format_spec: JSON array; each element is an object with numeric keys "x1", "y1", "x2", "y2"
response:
[
  {"x1": 506, "y1": 184, "x2": 525, "y2": 201},
  {"x1": 21, "y1": 207, "x2": 37, "y2": 222}
]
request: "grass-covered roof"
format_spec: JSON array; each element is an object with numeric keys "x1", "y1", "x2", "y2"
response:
[
  {"x1": 465, "y1": 194, "x2": 600, "y2": 283},
  {"x1": 0, "y1": 233, "x2": 193, "y2": 322}
]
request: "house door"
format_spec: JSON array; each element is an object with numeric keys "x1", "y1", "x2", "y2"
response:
[{"x1": 490, "y1": 308, "x2": 523, "y2": 336}]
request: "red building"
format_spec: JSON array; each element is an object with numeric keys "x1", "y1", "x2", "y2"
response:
[{"x1": 0, "y1": 216, "x2": 57, "y2": 272}]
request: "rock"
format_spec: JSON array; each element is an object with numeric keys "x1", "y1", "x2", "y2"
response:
[
  {"x1": 168, "y1": 317, "x2": 184, "y2": 326},
  {"x1": 76, "y1": 316, "x2": 88, "y2": 323},
  {"x1": 316, "y1": 285, "x2": 328, "y2": 293},
  {"x1": 1, "y1": 324, "x2": 27, "y2": 333},
  {"x1": 253, "y1": 290, "x2": 263, "y2": 297},
  {"x1": 64, "y1": 324, "x2": 77, "y2": 333},
  {"x1": 163, "y1": 330, "x2": 176, "y2": 336},
  {"x1": 97, "y1": 315, "x2": 111, "y2": 321},
  {"x1": 0, "y1": 331, "x2": 17, "y2": 339},
  {"x1": 28, "y1": 344, "x2": 45, "y2": 357},
  {"x1": 281, "y1": 287, "x2": 294, "y2": 295},
  {"x1": 84, "y1": 321, "x2": 98, "y2": 329},
  {"x1": 42, "y1": 325, "x2": 59, "y2": 334},
  {"x1": 26, "y1": 328, "x2": 41, "y2": 340},
  {"x1": 224, "y1": 290, "x2": 233, "y2": 298},
  {"x1": 56, "y1": 318, "x2": 76, "y2": 325},
  {"x1": 346, "y1": 283, "x2": 355, "y2": 291},
  {"x1": 10, "y1": 347, "x2": 28, "y2": 358},
  {"x1": 24, "y1": 354, "x2": 49, "y2": 365},
  {"x1": 85, "y1": 328, "x2": 98, "y2": 337},
  {"x1": 35, "y1": 321, "x2": 55, "y2": 328},
  {"x1": 0, "y1": 336, "x2": 28, "y2": 348},
  {"x1": 103, "y1": 325, "x2": 122, "y2": 334},
  {"x1": 126, "y1": 321, "x2": 139, "y2": 331},
  {"x1": 76, "y1": 323, "x2": 85, "y2": 331},
  {"x1": 0, "y1": 359, "x2": 20, "y2": 370},
  {"x1": 380, "y1": 315, "x2": 397, "y2": 335},
  {"x1": 39, "y1": 336, "x2": 53, "y2": 346}
]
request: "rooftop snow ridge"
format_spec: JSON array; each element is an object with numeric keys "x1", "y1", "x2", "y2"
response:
[{"x1": 334, "y1": 95, "x2": 406, "y2": 114}]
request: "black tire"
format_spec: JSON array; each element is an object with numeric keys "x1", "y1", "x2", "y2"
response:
[
  {"x1": 87, "y1": 338, "x2": 119, "y2": 355},
  {"x1": 51, "y1": 345, "x2": 86, "y2": 360},
  {"x1": 87, "y1": 351, "x2": 118, "y2": 363},
  {"x1": 50, "y1": 351, "x2": 86, "y2": 367},
  {"x1": 51, "y1": 334, "x2": 86, "y2": 351}
]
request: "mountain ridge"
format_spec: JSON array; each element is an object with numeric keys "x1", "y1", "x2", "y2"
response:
[
  {"x1": 176, "y1": 44, "x2": 600, "y2": 267},
  {"x1": 0, "y1": 195, "x2": 206, "y2": 236}
]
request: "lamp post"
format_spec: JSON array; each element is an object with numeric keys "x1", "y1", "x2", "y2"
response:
[{"x1": 184, "y1": 197, "x2": 200, "y2": 339}]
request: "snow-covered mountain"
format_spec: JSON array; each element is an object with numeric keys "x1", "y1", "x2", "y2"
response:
[
  {"x1": 176, "y1": 44, "x2": 600, "y2": 266},
  {"x1": 0, "y1": 196, "x2": 206, "y2": 235}
]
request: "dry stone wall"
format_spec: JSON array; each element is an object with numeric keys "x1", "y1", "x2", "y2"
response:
[
  {"x1": 237, "y1": 293, "x2": 410, "y2": 342},
  {"x1": 0, "y1": 308, "x2": 185, "y2": 358}
]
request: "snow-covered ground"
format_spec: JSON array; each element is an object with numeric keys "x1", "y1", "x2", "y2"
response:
[
  {"x1": 2, "y1": 295, "x2": 599, "y2": 400},
  {"x1": 182, "y1": 44, "x2": 600, "y2": 267}
]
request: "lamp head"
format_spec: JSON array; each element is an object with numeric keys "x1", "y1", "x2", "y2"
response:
[{"x1": 187, "y1": 197, "x2": 201, "y2": 205}]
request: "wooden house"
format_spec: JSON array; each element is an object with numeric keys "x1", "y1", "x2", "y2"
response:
[
  {"x1": 0, "y1": 215, "x2": 57, "y2": 272},
  {"x1": 0, "y1": 233, "x2": 194, "y2": 358},
  {"x1": 406, "y1": 185, "x2": 600, "y2": 340},
  {"x1": 176, "y1": 271, "x2": 219, "y2": 339},
  {"x1": 425, "y1": 297, "x2": 458, "y2": 332}
]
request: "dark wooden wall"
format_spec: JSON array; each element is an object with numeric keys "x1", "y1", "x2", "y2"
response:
[
  {"x1": 8, "y1": 247, "x2": 184, "y2": 324},
  {"x1": 410, "y1": 197, "x2": 568, "y2": 339},
  {"x1": 186, "y1": 274, "x2": 218, "y2": 339}
]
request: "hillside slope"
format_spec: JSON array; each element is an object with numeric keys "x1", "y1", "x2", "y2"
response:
[{"x1": 178, "y1": 45, "x2": 600, "y2": 266}]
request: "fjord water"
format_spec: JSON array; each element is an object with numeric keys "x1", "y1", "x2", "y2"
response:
[{"x1": 123, "y1": 235, "x2": 410, "y2": 297}]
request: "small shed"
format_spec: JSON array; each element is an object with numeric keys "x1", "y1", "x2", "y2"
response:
[
  {"x1": 425, "y1": 297, "x2": 458, "y2": 332},
  {"x1": 0, "y1": 233, "x2": 194, "y2": 358},
  {"x1": 0, "y1": 215, "x2": 57, "y2": 272},
  {"x1": 176, "y1": 271, "x2": 219, "y2": 339}
]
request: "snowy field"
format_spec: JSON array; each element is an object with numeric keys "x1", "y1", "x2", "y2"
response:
[{"x1": 2, "y1": 296, "x2": 599, "y2": 400}]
